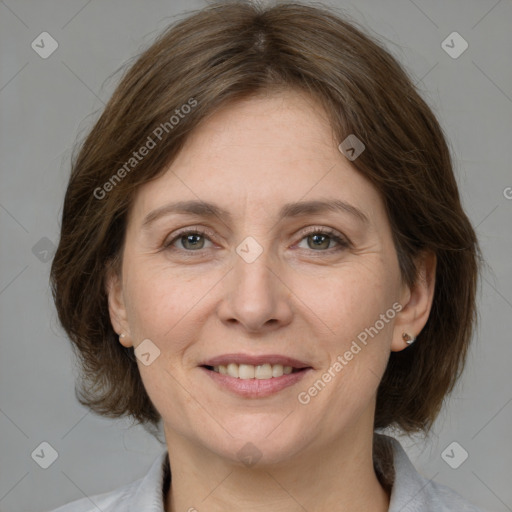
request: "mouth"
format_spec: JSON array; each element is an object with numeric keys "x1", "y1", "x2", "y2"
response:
[
  {"x1": 199, "y1": 353, "x2": 313, "y2": 380},
  {"x1": 198, "y1": 353, "x2": 313, "y2": 398},
  {"x1": 202, "y1": 363, "x2": 307, "y2": 379}
]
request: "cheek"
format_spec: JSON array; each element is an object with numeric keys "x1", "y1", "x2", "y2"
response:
[
  {"x1": 123, "y1": 261, "x2": 217, "y2": 344},
  {"x1": 299, "y1": 261, "x2": 398, "y2": 342},
  {"x1": 299, "y1": 260, "x2": 398, "y2": 397},
  {"x1": 124, "y1": 278, "x2": 169, "y2": 340}
]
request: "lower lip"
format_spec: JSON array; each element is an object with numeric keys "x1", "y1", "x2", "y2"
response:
[{"x1": 200, "y1": 367, "x2": 312, "y2": 398}]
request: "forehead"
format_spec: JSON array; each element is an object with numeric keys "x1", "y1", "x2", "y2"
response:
[
  {"x1": 183, "y1": 89, "x2": 336, "y2": 164},
  {"x1": 128, "y1": 89, "x2": 383, "y2": 228}
]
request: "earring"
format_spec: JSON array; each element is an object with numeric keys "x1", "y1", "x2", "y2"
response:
[
  {"x1": 119, "y1": 333, "x2": 126, "y2": 340},
  {"x1": 402, "y1": 332, "x2": 416, "y2": 345}
]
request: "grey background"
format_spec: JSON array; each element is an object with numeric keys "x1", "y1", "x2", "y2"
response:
[{"x1": 0, "y1": 0, "x2": 511, "y2": 511}]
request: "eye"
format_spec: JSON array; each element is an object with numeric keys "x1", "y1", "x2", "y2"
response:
[
  {"x1": 162, "y1": 226, "x2": 350, "y2": 254},
  {"x1": 296, "y1": 227, "x2": 349, "y2": 252},
  {"x1": 163, "y1": 228, "x2": 214, "y2": 251}
]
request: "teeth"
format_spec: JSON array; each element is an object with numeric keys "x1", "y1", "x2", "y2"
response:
[
  {"x1": 272, "y1": 364, "x2": 284, "y2": 378},
  {"x1": 239, "y1": 364, "x2": 255, "y2": 379},
  {"x1": 212, "y1": 363, "x2": 297, "y2": 379},
  {"x1": 227, "y1": 363, "x2": 239, "y2": 378},
  {"x1": 255, "y1": 364, "x2": 272, "y2": 379}
]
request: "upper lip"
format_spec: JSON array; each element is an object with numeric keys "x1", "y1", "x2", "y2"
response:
[{"x1": 200, "y1": 353, "x2": 312, "y2": 369}]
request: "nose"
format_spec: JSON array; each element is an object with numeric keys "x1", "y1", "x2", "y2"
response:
[{"x1": 217, "y1": 242, "x2": 294, "y2": 334}]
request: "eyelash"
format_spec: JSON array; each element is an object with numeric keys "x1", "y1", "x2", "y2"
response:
[{"x1": 162, "y1": 225, "x2": 350, "y2": 255}]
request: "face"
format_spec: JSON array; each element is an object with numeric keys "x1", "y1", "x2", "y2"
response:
[{"x1": 107, "y1": 89, "x2": 428, "y2": 466}]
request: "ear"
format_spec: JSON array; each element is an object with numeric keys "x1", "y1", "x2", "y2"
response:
[
  {"x1": 391, "y1": 250, "x2": 436, "y2": 352},
  {"x1": 105, "y1": 261, "x2": 133, "y2": 348}
]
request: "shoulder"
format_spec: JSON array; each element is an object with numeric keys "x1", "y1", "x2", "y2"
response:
[
  {"x1": 424, "y1": 478, "x2": 487, "y2": 512},
  {"x1": 43, "y1": 481, "x2": 136, "y2": 512},
  {"x1": 43, "y1": 450, "x2": 169, "y2": 512},
  {"x1": 377, "y1": 434, "x2": 486, "y2": 512}
]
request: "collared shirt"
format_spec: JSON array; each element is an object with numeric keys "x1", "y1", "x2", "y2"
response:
[{"x1": 46, "y1": 435, "x2": 484, "y2": 511}]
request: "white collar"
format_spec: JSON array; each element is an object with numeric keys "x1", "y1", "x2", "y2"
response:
[{"x1": 71, "y1": 434, "x2": 482, "y2": 512}]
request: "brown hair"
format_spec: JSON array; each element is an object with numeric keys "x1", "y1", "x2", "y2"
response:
[{"x1": 50, "y1": 0, "x2": 482, "y2": 434}]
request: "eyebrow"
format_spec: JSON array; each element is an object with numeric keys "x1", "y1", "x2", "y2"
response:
[{"x1": 141, "y1": 198, "x2": 369, "y2": 229}]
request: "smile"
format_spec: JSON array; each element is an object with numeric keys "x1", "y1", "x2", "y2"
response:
[
  {"x1": 201, "y1": 365, "x2": 312, "y2": 398},
  {"x1": 204, "y1": 363, "x2": 302, "y2": 379}
]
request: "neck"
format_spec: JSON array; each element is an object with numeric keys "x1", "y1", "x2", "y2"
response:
[{"x1": 163, "y1": 420, "x2": 390, "y2": 512}]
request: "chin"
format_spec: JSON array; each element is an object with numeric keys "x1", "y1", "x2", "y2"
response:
[{"x1": 199, "y1": 417, "x2": 314, "y2": 467}]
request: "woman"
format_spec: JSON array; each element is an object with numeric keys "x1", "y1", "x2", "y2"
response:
[{"x1": 48, "y1": 1, "x2": 484, "y2": 510}]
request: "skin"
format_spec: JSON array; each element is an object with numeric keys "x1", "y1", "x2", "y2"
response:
[{"x1": 107, "y1": 88, "x2": 436, "y2": 512}]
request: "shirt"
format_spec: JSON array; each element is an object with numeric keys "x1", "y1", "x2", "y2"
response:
[{"x1": 46, "y1": 434, "x2": 485, "y2": 511}]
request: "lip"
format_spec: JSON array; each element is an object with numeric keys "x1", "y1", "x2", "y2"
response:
[
  {"x1": 199, "y1": 353, "x2": 312, "y2": 369},
  {"x1": 200, "y1": 366, "x2": 313, "y2": 398}
]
